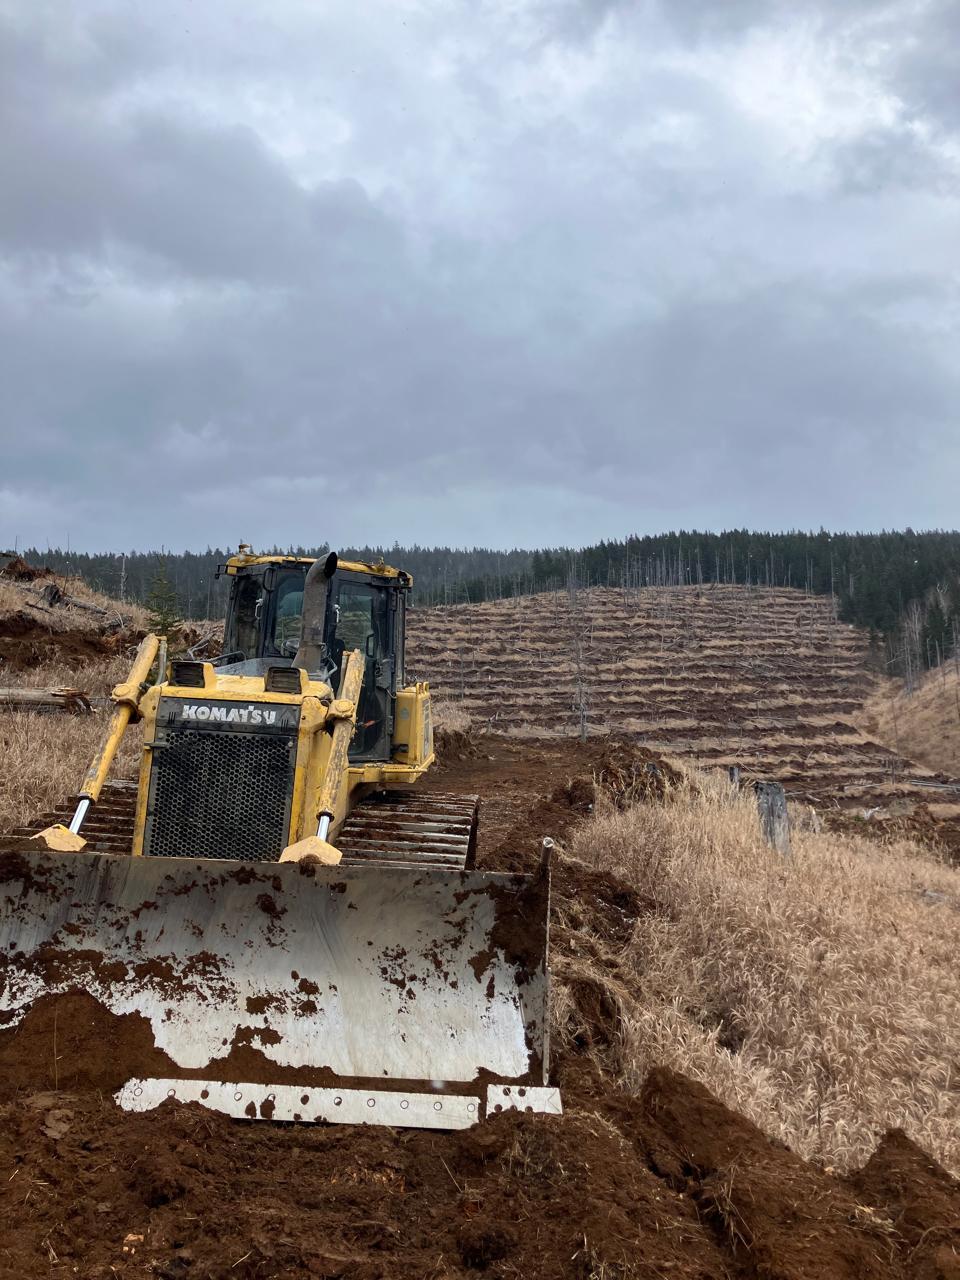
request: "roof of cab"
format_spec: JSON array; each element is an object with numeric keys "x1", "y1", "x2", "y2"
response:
[{"x1": 222, "y1": 552, "x2": 408, "y2": 583}]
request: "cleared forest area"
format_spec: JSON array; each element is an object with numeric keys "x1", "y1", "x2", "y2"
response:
[{"x1": 409, "y1": 584, "x2": 960, "y2": 829}]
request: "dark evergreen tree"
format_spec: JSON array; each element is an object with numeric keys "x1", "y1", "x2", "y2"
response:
[{"x1": 146, "y1": 560, "x2": 182, "y2": 637}]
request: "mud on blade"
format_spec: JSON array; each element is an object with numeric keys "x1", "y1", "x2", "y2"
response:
[{"x1": 0, "y1": 850, "x2": 555, "y2": 1124}]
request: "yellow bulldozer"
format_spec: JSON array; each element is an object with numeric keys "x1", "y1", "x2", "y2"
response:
[{"x1": 0, "y1": 550, "x2": 560, "y2": 1129}]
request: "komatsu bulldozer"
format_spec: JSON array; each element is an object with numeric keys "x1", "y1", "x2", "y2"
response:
[{"x1": 0, "y1": 550, "x2": 560, "y2": 1129}]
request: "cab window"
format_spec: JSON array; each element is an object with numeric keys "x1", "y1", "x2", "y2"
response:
[
  {"x1": 336, "y1": 584, "x2": 375, "y2": 654},
  {"x1": 272, "y1": 573, "x2": 305, "y2": 657},
  {"x1": 233, "y1": 576, "x2": 263, "y2": 656},
  {"x1": 334, "y1": 582, "x2": 390, "y2": 756}
]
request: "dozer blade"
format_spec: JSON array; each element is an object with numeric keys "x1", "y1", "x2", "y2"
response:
[{"x1": 0, "y1": 849, "x2": 560, "y2": 1129}]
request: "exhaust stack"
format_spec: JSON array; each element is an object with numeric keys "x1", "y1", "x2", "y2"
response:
[{"x1": 294, "y1": 551, "x2": 338, "y2": 674}]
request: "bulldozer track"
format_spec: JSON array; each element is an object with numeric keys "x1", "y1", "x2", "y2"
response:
[
  {"x1": 1, "y1": 781, "x2": 479, "y2": 870},
  {"x1": 338, "y1": 790, "x2": 478, "y2": 869},
  {"x1": 1, "y1": 780, "x2": 139, "y2": 854}
]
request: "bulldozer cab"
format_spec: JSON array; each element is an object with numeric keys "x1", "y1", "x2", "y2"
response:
[{"x1": 218, "y1": 554, "x2": 407, "y2": 763}]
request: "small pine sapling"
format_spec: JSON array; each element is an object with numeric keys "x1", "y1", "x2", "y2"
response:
[{"x1": 146, "y1": 559, "x2": 183, "y2": 645}]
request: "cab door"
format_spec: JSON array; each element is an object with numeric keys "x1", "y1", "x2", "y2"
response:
[{"x1": 334, "y1": 578, "x2": 395, "y2": 761}]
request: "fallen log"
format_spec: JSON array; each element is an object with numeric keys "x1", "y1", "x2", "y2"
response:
[
  {"x1": 58, "y1": 593, "x2": 109, "y2": 616},
  {"x1": 0, "y1": 687, "x2": 93, "y2": 714},
  {"x1": 19, "y1": 580, "x2": 128, "y2": 624}
]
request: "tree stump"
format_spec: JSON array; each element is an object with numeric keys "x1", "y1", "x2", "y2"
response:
[{"x1": 755, "y1": 781, "x2": 791, "y2": 856}]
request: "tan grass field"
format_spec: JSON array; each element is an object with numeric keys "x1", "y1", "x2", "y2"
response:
[
  {"x1": 0, "y1": 653, "x2": 143, "y2": 832},
  {"x1": 0, "y1": 575, "x2": 150, "y2": 633},
  {"x1": 561, "y1": 774, "x2": 960, "y2": 1175}
]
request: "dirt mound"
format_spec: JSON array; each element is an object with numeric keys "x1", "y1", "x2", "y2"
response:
[
  {"x1": 482, "y1": 774, "x2": 597, "y2": 873},
  {"x1": 434, "y1": 726, "x2": 482, "y2": 764},
  {"x1": 592, "y1": 743, "x2": 686, "y2": 802},
  {"x1": 0, "y1": 609, "x2": 137, "y2": 672},
  {"x1": 637, "y1": 1069, "x2": 905, "y2": 1280},
  {"x1": 430, "y1": 733, "x2": 680, "y2": 875},
  {"x1": 179, "y1": 622, "x2": 223, "y2": 659},
  {"x1": 0, "y1": 608, "x2": 214, "y2": 674},
  {"x1": 0, "y1": 1088, "x2": 732, "y2": 1280},
  {"x1": 0, "y1": 555, "x2": 50, "y2": 582},
  {"x1": 1, "y1": 1061, "x2": 956, "y2": 1278},
  {"x1": 0, "y1": 572, "x2": 157, "y2": 673},
  {"x1": 847, "y1": 1129, "x2": 960, "y2": 1280},
  {"x1": 0, "y1": 992, "x2": 175, "y2": 1098}
]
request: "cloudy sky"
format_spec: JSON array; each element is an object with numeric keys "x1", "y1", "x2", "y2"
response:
[{"x1": 1, "y1": 0, "x2": 958, "y2": 552}]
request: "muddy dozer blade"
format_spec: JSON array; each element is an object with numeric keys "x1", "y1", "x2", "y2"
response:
[{"x1": 0, "y1": 850, "x2": 560, "y2": 1128}]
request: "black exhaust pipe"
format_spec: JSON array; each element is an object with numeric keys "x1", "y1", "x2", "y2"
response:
[{"x1": 293, "y1": 551, "x2": 338, "y2": 674}]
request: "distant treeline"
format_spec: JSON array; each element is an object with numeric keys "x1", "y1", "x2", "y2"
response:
[{"x1": 14, "y1": 529, "x2": 960, "y2": 678}]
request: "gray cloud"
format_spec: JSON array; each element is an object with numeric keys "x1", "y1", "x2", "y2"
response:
[
  {"x1": 891, "y1": 0, "x2": 960, "y2": 132},
  {"x1": 1, "y1": 0, "x2": 958, "y2": 552},
  {"x1": 827, "y1": 126, "x2": 959, "y2": 197}
]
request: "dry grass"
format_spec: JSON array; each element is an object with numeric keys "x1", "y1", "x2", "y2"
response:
[
  {"x1": 11, "y1": 651, "x2": 135, "y2": 697},
  {"x1": 0, "y1": 574, "x2": 163, "y2": 831},
  {"x1": 0, "y1": 653, "x2": 143, "y2": 831},
  {"x1": 0, "y1": 574, "x2": 150, "y2": 632},
  {"x1": 562, "y1": 774, "x2": 960, "y2": 1175},
  {"x1": 431, "y1": 699, "x2": 475, "y2": 734},
  {"x1": 861, "y1": 666, "x2": 960, "y2": 778}
]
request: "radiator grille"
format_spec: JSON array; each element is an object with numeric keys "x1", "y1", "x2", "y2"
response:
[{"x1": 144, "y1": 726, "x2": 298, "y2": 861}]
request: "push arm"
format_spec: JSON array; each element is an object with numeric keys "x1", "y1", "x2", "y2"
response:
[{"x1": 70, "y1": 634, "x2": 161, "y2": 834}]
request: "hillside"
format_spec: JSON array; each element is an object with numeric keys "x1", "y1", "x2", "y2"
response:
[
  {"x1": 860, "y1": 664, "x2": 960, "y2": 778},
  {"x1": 0, "y1": 565, "x2": 208, "y2": 834},
  {"x1": 0, "y1": 565, "x2": 150, "y2": 674},
  {"x1": 408, "y1": 584, "x2": 960, "y2": 830}
]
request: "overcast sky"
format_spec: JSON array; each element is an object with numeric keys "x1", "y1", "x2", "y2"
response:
[{"x1": 1, "y1": 0, "x2": 958, "y2": 553}]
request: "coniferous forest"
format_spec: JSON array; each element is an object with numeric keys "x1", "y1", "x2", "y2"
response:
[{"x1": 12, "y1": 529, "x2": 960, "y2": 679}]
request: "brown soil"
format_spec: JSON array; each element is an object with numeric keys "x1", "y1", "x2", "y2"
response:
[
  {"x1": 0, "y1": 610, "x2": 140, "y2": 673},
  {"x1": 0, "y1": 612, "x2": 218, "y2": 673},
  {"x1": 0, "y1": 993, "x2": 176, "y2": 1095},
  {"x1": 1, "y1": 734, "x2": 958, "y2": 1278},
  {"x1": 428, "y1": 732, "x2": 682, "y2": 870}
]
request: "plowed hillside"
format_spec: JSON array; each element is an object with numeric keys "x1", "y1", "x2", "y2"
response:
[{"x1": 408, "y1": 585, "x2": 960, "y2": 822}]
